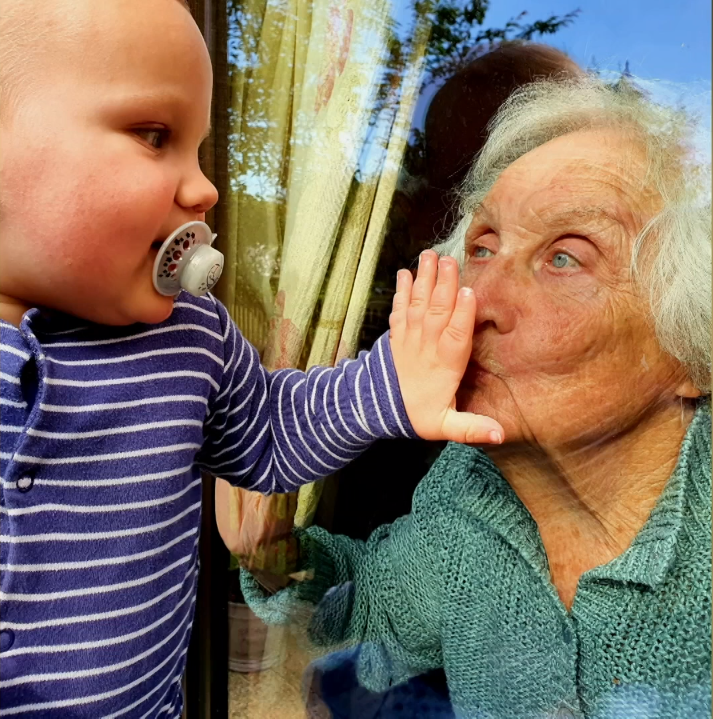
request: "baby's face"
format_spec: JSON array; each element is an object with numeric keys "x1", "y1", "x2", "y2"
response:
[{"x1": 0, "y1": 0, "x2": 218, "y2": 325}]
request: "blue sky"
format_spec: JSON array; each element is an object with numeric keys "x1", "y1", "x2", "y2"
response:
[
  {"x1": 407, "y1": 0, "x2": 711, "y2": 156},
  {"x1": 483, "y1": 0, "x2": 711, "y2": 82}
]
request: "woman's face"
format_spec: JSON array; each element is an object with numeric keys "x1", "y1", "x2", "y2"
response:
[{"x1": 457, "y1": 128, "x2": 692, "y2": 451}]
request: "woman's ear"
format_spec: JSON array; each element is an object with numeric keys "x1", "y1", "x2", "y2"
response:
[{"x1": 675, "y1": 378, "x2": 704, "y2": 399}]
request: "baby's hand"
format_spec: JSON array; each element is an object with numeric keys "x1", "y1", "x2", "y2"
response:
[{"x1": 389, "y1": 250, "x2": 504, "y2": 445}]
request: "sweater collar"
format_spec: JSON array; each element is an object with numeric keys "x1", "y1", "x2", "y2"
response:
[
  {"x1": 586, "y1": 403, "x2": 711, "y2": 589},
  {"x1": 458, "y1": 403, "x2": 711, "y2": 590}
]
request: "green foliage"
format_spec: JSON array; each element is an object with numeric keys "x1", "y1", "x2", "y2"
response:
[{"x1": 425, "y1": 2, "x2": 580, "y2": 82}]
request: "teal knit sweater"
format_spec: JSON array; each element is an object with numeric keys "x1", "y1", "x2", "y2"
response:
[{"x1": 242, "y1": 406, "x2": 712, "y2": 719}]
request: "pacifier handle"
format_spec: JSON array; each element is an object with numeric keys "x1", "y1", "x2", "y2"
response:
[{"x1": 153, "y1": 221, "x2": 224, "y2": 297}]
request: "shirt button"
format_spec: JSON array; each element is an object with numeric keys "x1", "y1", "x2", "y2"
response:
[
  {"x1": 0, "y1": 630, "x2": 15, "y2": 651},
  {"x1": 17, "y1": 475, "x2": 34, "y2": 493}
]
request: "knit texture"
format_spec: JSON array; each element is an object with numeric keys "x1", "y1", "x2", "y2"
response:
[
  {"x1": 0, "y1": 292, "x2": 414, "y2": 718},
  {"x1": 243, "y1": 405, "x2": 712, "y2": 719}
]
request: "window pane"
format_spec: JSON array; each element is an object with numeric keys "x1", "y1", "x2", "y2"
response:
[{"x1": 208, "y1": 1, "x2": 712, "y2": 718}]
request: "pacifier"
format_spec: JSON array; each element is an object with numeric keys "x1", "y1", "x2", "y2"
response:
[{"x1": 152, "y1": 221, "x2": 224, "y2": 297}]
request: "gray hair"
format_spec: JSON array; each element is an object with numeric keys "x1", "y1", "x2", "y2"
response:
[{"x1": 435, "y1": 75, "x2": 712, "y2": 393}]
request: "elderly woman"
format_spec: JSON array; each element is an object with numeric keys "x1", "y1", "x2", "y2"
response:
[{"x1": 234, "y1": 76, "x2": 712, "y2": 719}]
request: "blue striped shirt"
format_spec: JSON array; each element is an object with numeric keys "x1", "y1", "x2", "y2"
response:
[{"x1": 0, "y1": 292, "x2": 414, "y2": 717}]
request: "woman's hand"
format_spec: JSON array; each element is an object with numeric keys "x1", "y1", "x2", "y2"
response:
[
  {"x1": 215, "y1": 478, "x2": 298, "y2": 575},
  {"x1": 389, "y1": 250, "x2": 504, "y2": 445}
]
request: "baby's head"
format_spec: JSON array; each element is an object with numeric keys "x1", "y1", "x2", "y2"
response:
[{"x1": 0, "y1": 0, "x2": 218, "y2": 326}]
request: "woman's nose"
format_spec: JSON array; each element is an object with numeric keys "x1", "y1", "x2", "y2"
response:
[{"x1": 466, "y1": 260, "x2": 520, "y2": 335}]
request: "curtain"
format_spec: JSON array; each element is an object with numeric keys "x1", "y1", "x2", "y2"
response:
[{"x1": 216, "y1": 0, "x2": 433, "y2": 549}]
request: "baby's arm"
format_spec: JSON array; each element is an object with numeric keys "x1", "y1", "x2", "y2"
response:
[{"x1": 199, "y1": 251, "x2": 503, "y2": 493}]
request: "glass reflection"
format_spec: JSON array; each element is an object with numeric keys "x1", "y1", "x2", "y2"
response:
[{"x1": 216, "y1": 2, "x2": 711, "y2": 718}]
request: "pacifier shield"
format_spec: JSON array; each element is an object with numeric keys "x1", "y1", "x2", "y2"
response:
[{"x1": 152, "y1": 221, "x2": 223, "y2": 297}]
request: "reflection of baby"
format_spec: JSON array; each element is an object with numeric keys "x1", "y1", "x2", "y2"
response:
[{"x1": 0, "y1": 1, "x2": 502, "y2": 716}]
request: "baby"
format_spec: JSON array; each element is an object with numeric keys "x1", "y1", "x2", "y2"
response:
[{"x1": 0, "y1": 0, "x2": 503, "y2": 716}]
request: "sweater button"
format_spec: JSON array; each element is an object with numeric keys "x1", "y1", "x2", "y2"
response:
[
  {"x1": 0, "y1": 630, "x2": 15, "y2": 651},
  {"x1": 562, "y1": 624, "x2": 573, "y2": 645},
  {"x1": 17, "y1": 475, "x2": 34, "y2": 493}
]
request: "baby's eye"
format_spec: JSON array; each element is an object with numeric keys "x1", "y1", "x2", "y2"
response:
[
  {"x1": 551, "y1": 251, "x2": 579, "y2": 269},
  {"x1": 134, "y1": 128, "x2": 170, "y2": 149},
  {"x1": 472, "y1": 246, "x2": 494, "y2": 259}
]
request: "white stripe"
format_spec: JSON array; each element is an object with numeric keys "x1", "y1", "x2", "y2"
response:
[
  {"x1": 214, "y1": 328, "x2": 244, "y2": 400},
  {"x1": 0, "y1": 552, "x2": 194, "y2": 601},
  {"x1": 11, "y1": 441, "x2": 200, "y2": 466},
  {"x1": 270, "y1": 447, "x2": 305, "y2": 489},
  {"x1": 214, "y1": 390, "x2": 255, "y2": 437},
  {"x1": 0, "y1": 567, "x2": 193, "y2": 630},
  {"x1": 206, "y1": 385, "x2": 269, "y2": 473},
  {"x1": 0, "y1": 424, "x2": 23, "y2": 433},
  {"x1": 0, "y1": 500, "x2": 200, "y2": 544},
  {"x1": 0, "y1": 371, "x2": 21, "y2": 384},
  {"x1": 207, "y1": 415, "x2": 250, "y2": 459},
  {"x1": 302, "y1": 391, "x2": 356, "y2": 463},
  {"x1": 107, "y1": 654, "x2": 185, "y2": 719},
  {"x1": 209, "y1": 340, "x2": 254, "y2": 418},
  {"x1": 333, "y1": 373, "x2": 370, "y2": 444},
  {"x1": 242, "y1": 456, "x2": 272, "y2": 492},
  {"x1": 172, "y1": 301, "x2": 220, "y2": 320},
  {"x1": 45, "y1": 370, "x2": 219, "y2": 392},
  {"x1": 209, "y1": 373, "x2": 256, "y2": 432},
  {"x1": 0, "y1": 605, "x2": 193, "y2": 692},
  {"x1": 44, "y1": 323, "x2": 222, "y2": 348},
  {"x1": 274, "y1": 374, "x2": 314, "y2": 484},
  {"x1": 321, "y1": 371, "x2": 363, "y2": 449},
  {"x1": 0, "y1": 397, "x2": 27, "y2": 409},
  {"x1": 25, "y1": 418, "x2": 202, "y2": 441},
  {"x1": 0, "y1": 641, "x2": 191, "y2": 716},
  {"x1": 1, "y1": 464, "x2": 192, "y2": 490},
  {"x1": 377, "y1": 336, "x2": 409, "y2": 437},
  {"x1": 2, "y1": 589, "x2": 194, "y2": 658},
  {"x1": 1, "y1": 528, "x2": 197, "y2": 570},
  {"x1": 43, "y1": 346, "x2": 223, "y2": 368},
  {"x1": 310, "y1": 367, "x2": 331, "y2": 415},
  {"x1": 366, "y1": 352, "x2": 394, "y2": 438},
  {"x1": 0, "y1": 322, "x2": 21, "y2": 332},
  {"x1": 0, "y1": 343, "x2": 30, "y2": 360},
  {"x1": 40, "y1": 395, "x2": 207, "y2": 413},
  {"x1": 0, "y1": 478, "x2": 201, "y2": 516},
  {"x1": 354, "y1": 364, "x2": 375, "y2": 436},
  {"x1": 289, "y1": 379, "x2": 342, "y2": 470}
]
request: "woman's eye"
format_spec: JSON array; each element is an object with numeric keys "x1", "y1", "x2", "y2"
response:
[
  {"x1": 551, "y1": 251, "x2": 579, "y2": 269},
  {"x1": 473, "y1": 246, "x2": 494, "y2": 259},
  {"x1": 134, "y1": 128, "x2": 170, "y2": 149}
]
